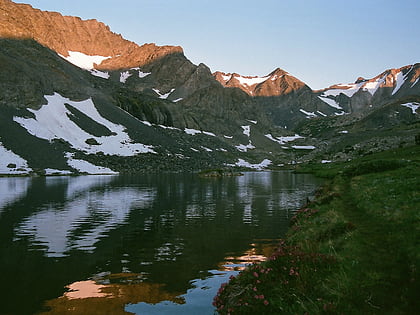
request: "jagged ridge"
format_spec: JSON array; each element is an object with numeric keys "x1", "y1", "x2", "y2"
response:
[
  {"x1": 213, "y1": 68, "x2": 308, "y2": 97},
  {"x1": 0, "y1": 0, "x2": 183, "y2": 70}
]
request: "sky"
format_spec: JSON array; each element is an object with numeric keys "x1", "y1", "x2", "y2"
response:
[{"x1": 13, "y1": 0, "x2": 420, "y2": 89}]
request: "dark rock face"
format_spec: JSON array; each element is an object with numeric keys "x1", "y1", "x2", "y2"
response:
[{"x1": 0, "y1": 38, "x2": 95, "y2": 108}]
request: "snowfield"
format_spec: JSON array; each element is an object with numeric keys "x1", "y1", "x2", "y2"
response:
[
  {"x1": 65, "y1": 153, "x2": 118, "y2": 174},
  {"x1": 13, "y1": 93, "x2": 156, "y2": 156},
  {"x1": 0, "y1": 143, "x2": 32, "y2": 175},
  {"x1": 61, "y1": 51, "x2": 111, "y2": 70},
  {"x1": 234, "y1": 159, "x2": 272, "y2": 170},
  {"x1": 235, "y1": 75, "x2": 270, "y2": 86}
]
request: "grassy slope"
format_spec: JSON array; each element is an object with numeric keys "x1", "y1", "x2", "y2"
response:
[{"x1": 214, "y1": 145, "x2": 419, "y2": 314}]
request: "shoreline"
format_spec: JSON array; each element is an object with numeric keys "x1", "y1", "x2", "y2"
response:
[{"x1": 213, "y1": 145, "x2": 419, "y2": 314}]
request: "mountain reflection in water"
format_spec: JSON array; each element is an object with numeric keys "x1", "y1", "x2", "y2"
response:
[{"x1": 0, "y1": 171, "x2": 322, "y2": 315}]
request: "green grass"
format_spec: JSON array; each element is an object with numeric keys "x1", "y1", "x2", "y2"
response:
[
  {"x1": 214, "y1": 145, "x2": 420, "y2": 314},
  {"x1": 296, "y1": 145, "x2": 420, "y2": 178}
]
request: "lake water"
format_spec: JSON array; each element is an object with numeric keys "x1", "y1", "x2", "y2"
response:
[{"x1": 0, "y1": 171, "x2": 322, "y2": 315}]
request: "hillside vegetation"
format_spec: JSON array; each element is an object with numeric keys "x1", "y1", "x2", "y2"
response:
[{"x1": 214, "y1": 145, "x2": 420, "y2": 314}]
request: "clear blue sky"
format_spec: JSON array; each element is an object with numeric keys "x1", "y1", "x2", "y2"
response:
[{"x1": 14, "y1": 0, "x2": 420, "y2": 89}]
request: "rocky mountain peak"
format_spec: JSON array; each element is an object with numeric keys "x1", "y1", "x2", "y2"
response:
[
  {"x1": 355, "y1": 77, "x2": 367, "y2": 84},
  {"x1": 213, "y1": 67, "x2": 308, "y2": 97},
  {"x1": 268, "y1": 67, "x2": 289, "y2": 77},
  {"x1": 0, "y1": 0, "x2": 183, "y2": 70}
]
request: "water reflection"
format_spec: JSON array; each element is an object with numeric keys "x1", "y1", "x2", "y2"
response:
[
  {"x1": 40, "y1": 275, "x2": 184, "y2": 315},
  {"x1": 0, "y1": 171, "x2": 322, "y2": 315},
  {"x1": 14, "y1": 179, "x2": 156, "y2": 257},
  {"x1": 0, "y1": 177, "x2": 31, "y2": 216}
]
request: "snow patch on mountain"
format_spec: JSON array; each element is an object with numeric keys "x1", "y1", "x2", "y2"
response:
[
  {"x1": 0, "y1": 143, "x2": 32, "y2": 175},
  {"x1": 153, "y1": 88, "x2": 175, "y2": 99},
  {"x1": 335, "y1": 111, "x2": 347, "y2": 116},
  {"x1": 323, "y1": 78, "x2": 384, "y2": 98},
  {"x1": 158, "y1": 124, "x2": 180, "y2": 131},
  {"x1": 44, "y1": 169, "x2": 73, "y2": 175},
  {"x1": 120, "y1": 71, "x2": 132, "y2": 83},
  {"x1": 362, "y1": 76, "x2": 384, "y2": 95},
  {"x1": 141, "y1": 120, "x2": 152, "y2": 127},
  {"x1": 138, "y1": 69, "x2": 151, "y2": 78},
  {"x1": 292, "y1": 145, "x2": 316, "y2": 150},
  {"x1": 184, "y1": 128, "x2": 216, "y2": 136},
  {"x1": 65, "y1": 153, "x2": 118, "y2": 174},
  {"x1": 318, "y1": 96, "x2": 343, "y2": 110},
  {"x1": 184, "y1": 128, "x2": 202, "y2": 135},
  {"x1": 201, "y1": 146, "x2": 213, "y2": 152},
  {"x1": 242, "y1": 125, "x2": 251, "y2": 137},
  {"x1": 13, "y1": 93, "x2": 156, "y2": 156},
  {"x1": 236, "y1": 75, "x2": 270, "y2": 86},
  {"x1": 391, "y1": 71, "x2": 406, "y2": 95},
  {"x1": 299, "y1": 109, "x2": 317, "y2": 118},
  {"x1": 322, "y1": 83, "x2": 363, "y2": 98},
  {"x1": 401, "y1": 102, "x2": 419, "y2": 114},
  {"x1": 265, "y1": 134, "x2": 304, "y2": 145},
  {"x1": 220, "y1": 74, "x2": 232, "y2": 82},
  {"x1": 234, "y1": 158, "x2": 272, "y2": 170},
  {"x1": 61, "y1": 51, "x2": 111, "y2": 70},
  {"x1": 90, "y1": 69, "x2": 110, "y2": 79},
  {"x1": 235, "y1": 142, "x2": 255, "y2": 152},
  {"x1": 203, "y1": 131, "x2": 216, "y2": 137},
  {"x1": 119, "y1": 68, "x2": 151, "y2": 83}
]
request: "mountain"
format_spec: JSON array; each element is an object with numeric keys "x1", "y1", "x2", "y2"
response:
[
  {"x1": 0, "y1": 0, "x2": 419, "y2": 176},
  {"x1": 316, "y1": 64, "x2": 420, "y2": 114},
  {"x1": 214, "y1": 68, "x2": 307, "y2": 97},
  {"x1": 0, "y1": 0, "x2": 182, "y2": 69}
]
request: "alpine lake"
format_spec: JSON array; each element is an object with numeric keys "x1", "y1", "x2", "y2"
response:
[{"x1": 0, "y1": 171, "x2": 323, "y2": 314}]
